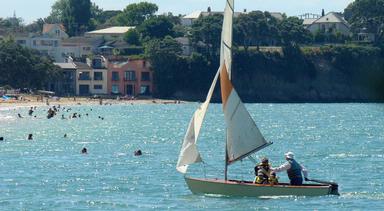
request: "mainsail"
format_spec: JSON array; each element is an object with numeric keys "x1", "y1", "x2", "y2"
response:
[{"x1": 219, "y1": 0, "x2": 270, "y2": 165}]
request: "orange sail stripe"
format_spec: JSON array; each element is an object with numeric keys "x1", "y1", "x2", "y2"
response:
[{"x1": 220, "y1": 64, "x2": 233, "y2": 107}]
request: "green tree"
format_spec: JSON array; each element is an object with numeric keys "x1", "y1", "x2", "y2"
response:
[
  {"x1": 346, "y1": 0, "x2": 384, "y2": 44},
  {"x1": 234, "y1": 11, "x2": 279, "y2": 51},
  {"x1": 124, "y1": 29, "x2": 141, "y2": 45},
  {"x1": 279, "y1": 17, "x2": 311, "y2": 46},
  {"x1": 191, "y1": 14, "x2": 223, "y2": 58},
  {"x1": 138, "y1": 15, "x2": 175, "y2": 41},
  {"x1": 48, "y1": 0, "x2": 91, "y2": 36},
  {"x1": 0, "y1": 40, "x2": 61, "y2": 89},
  {"x1": 45, "y1": 0, "x2": 68, "y2": 23},
  {"x1": 116, "y1": 2, "x2": 158, "y2": 26},
  {"x1": 145, "y1": 36, "x2": 184, "y2": 97}
]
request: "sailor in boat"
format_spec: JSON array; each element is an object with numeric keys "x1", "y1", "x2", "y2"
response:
[
  {"x1": 268, "y1": 171, "x2": 279, "y2": 185},
  {"x1": 271, "y1": 152, "x2": 309, "y2": 185},
  {"x1": 253, "y1": 157, "x2": 271, "y2": 184}
]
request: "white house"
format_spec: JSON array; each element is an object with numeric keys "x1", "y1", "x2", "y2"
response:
[
  {"x1": 85, "y1": 26, "x2": 135, "y2": 40},
  {"x1": 306, "y1": 12, "x2": 350, "y2": 36},
  {"x1": 14, "y1": 24, "x2": 69, "y2": 62},
  {"x1": 75, "y1": 57, "x2": 109, "y2": 96}
]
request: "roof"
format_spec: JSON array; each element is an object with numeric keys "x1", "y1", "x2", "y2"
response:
[
  {"x1": 183, "y1": 11, "x2": 203, "y2": 19},
  {"x1": 43, "y1": 24, "x2": 65, "y2": 34},
  {"x1": 303, "y1": 18, "x2": 317, "y2": 25},
  {"x1": 313, "y1": 12, "x2": 349, "y2": 25},
  {"x1": 175, "y1": 37, "x2": 190, "y2": 45},
  {"x1": 270, "y1": 12, "x2": 284, "y2": 20},
  {"x1": 54, "y1": 63, "x2": 77, "y2": 69},
  {"x1": 86, "y1": 27, "x2": 135, "y2": 35},
  {"x1": 74, "y1": 62, "x2": 92, "y2": 70}
]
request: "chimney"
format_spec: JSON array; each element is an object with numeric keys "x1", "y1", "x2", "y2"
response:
[
  {"x1": 207, "y1": 6, "x2": 211, "y2": 13},
  {"x1": 244, "y1": 9, "x2": 247, "y2": 13},
  {"x1": 322, "y1": 9, "x2": 325, "y2": 17}
]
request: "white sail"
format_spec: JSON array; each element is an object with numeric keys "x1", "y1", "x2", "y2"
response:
[
  {"x1": 219, "y1": 0, "x2": 270, "y2": 164},
  {"x1": 221, "y1": 0, "x2": 234, "y2": 79},
  {"x1": 176, "y1": 70, "x2": 220, "y2": 174}
]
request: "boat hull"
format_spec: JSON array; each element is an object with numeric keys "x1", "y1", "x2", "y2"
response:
[{"x1": 185, "y1": 177, "x2": 339, "y2": 197}]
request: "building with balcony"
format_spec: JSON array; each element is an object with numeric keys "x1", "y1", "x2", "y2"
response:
[
  {"x1": 14, "y1": 24, "x2": 69, "y2": 62},
  {"x1": 50, "y1": 62, "x2": 77, "y2": 96},
  {"x1": 75, "y1": 56, "x2": 108, "y2": 96},
  {"x1": 107, "y1": 57, "x2": 153, "y2": 96}
]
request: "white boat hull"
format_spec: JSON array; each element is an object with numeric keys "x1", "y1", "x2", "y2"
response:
[{"x1": 185, "y1": 177, "x2": 339, "y2": 197}]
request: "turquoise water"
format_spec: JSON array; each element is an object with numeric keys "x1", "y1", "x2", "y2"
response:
[{"x1": 0, "y1": 103, "x2": 383, "y2": 210}]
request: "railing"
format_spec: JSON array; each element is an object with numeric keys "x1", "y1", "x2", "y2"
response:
[
  {"x1": 124, "y1": 77, "x2": 136, "y2": 82},
  {"x1": 78, "y1": 76, "x2": 92, "y2": 81}
]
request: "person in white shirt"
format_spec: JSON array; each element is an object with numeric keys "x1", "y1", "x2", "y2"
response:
[{"x1": 271, "y1": 152, "x2": 308, "y2": 185}]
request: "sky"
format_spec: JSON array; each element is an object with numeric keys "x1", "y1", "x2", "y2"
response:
[{"x1": 0, "y1": 0, "x2": 355, "y2": 24}]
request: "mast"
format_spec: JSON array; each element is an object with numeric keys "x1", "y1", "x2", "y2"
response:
[
  {"x1": 225, "y1": 131, "x2": 228, "y2": 181},
  {"x1": 221, "y1": 0, "x2": 234, "y2": 181}
]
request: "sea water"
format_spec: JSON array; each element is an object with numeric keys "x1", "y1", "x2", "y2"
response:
[{"x1": 0, "y1": 103, "x2": 383, "y2": 210}]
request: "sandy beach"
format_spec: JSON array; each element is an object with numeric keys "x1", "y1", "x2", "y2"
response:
[{"x1": 0, "y1": 95, "x2": 185, "y2": 109}]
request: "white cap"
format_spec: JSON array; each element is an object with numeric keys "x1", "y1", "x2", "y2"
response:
[{"x1": 285, "y1": 152, "x2": 294, "y2": 159}]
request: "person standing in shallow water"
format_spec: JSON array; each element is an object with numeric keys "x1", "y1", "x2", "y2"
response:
[
  {"x1": 27, "y1": 134, "x2": 33, "y2": 140},
  {"x1": 271, "y1": 152, "x2": 308, "y2": 185},
  {"x1": 28, "y1": 107, "x2": 34, "y2": 116},
  {"x1": 81, "y1": 148, "x2": 87, "y2": 154}
]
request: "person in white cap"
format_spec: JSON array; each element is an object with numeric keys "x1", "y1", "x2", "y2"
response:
[{"x1": 270, "y1": 152, "x2": 308, "y2": 185}]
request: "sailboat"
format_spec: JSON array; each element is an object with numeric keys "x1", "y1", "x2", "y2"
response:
[{"x1": 176, "y1": 0, "x2": 339, "y2": 197}]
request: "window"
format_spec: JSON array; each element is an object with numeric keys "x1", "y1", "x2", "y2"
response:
[
  {"x1": 125, "y1": 71, "x2": 136, "y2": 81},
  {"x1": 33, "y1": 40, "x2": 37, "y2": 46},
  {"x1": 94, "y1": 72, "x2": 103, "y2": 81},
  {"x1": 94, "y1": 85, "x2": 103, "y2": 90},
  {"x1": 141, "y1": 72, "x2": 150, "y2": 81},
  {"x1": 41, "y1": 40, "x2": 53, "y2": 46},
  {"x1": 17, "y1": 40, "x2": 26, "y2": 45},
  {"x1": 140, "y1": 85, "x2": 151, "y2": 95},
  {"x1": 92, "y1": 59, "x2": 103, "y2": 69},
  {"x1": 112, "y1": 72, "x2": 120, "y2": 81},
  {"x1": 79, "y1": 72, "x2": 91, "y2": 80},
  {"x1": 112, "y1": 85, "x2": 119, "y2": 94},
  {"x1": 54, "y1": 40, "x2": 58, "y2": 47}
]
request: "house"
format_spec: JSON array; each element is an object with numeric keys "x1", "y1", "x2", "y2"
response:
[
  {"x1": 107, "y1": 57, "x2": 153, "y2": 96},
  {"x1": 85, "y1": 26, "x2": 135, "y2": 40},
  {"x1": 75, "y1": 56, "x2": 109, "y2": 96},
  {"x1": 306, "y1": 12, "x2": 350, "y2": 36},
  {"x1": 49, "y1": 62, "x2": 77, "y2": 96},
  {"x1": 60, "y1": 36, "x2": 104, "y2": 62},
  {"x1": 175, "y1": 37, "x2": 192, "y2": 56},
  {"x1": 15, "y1": 34, "x2": 62, "y2": 61},
  {"x1": 42, "y1": 24, "x2": 69, "y2": 39},
  {"x1": 14, "y1": 24, "x2": 69, "y2": 62}
]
